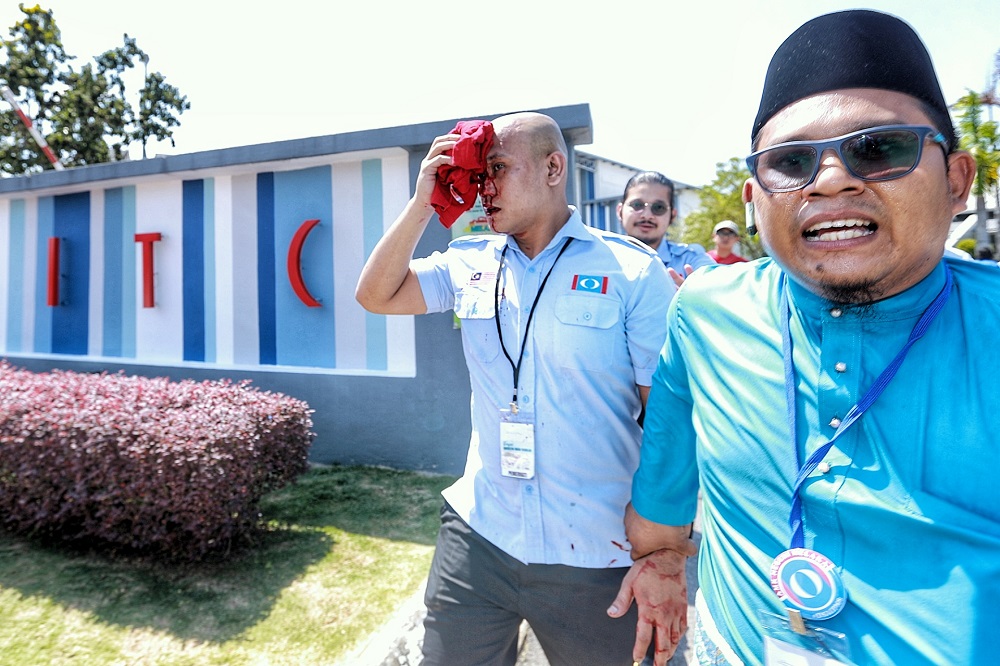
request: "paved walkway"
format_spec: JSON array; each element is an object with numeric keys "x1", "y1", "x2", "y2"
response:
[{"x1": 338, "y1": 508, "x2": 702, "y2": 666}]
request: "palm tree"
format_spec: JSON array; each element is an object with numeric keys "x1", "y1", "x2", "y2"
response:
[{"x1": 952, "y1": 90, "x2": 1000, "y2": 249}]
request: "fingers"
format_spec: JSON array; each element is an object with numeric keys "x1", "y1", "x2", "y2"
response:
[
  {"x1": 606, "y1": 572, "x2": 636, "y2": 618},
  {"x1": 413, "y1": 134, "x2": 460, "y2": 203},
  {"x1": 652, "y1": 613, "x2": 687, "y2": 665},
  {"x1": 633, "y1": 614, "x2": 654, "y2": 663},
  {"x1": 668, "y1": 265, "x2": 699, "y2": 289},
  {"x1": 426, "y1": 134, "x2": 460, "y2": 161},
  {"x1": 419, "y1": 136, "x2": 458, "y2": 173}
]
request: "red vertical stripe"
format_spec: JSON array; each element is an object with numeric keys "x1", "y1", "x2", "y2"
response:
[
  {"x1": 572, "y1": 275, "x2": 579, "y2": 290},
  {"x1": 47, "y1": 237, "x2": 60, "y2": 306},
  {"x1": 135, "y1": 233, "x2": 162, "y2": 308},
  {"x1": 601, "y1": 277, "x2": 609, "y2": 294}
]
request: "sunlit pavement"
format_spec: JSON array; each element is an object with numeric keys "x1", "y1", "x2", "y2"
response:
[{"x1": 340, "y1": 502, "x2": 702, "y2": 666}]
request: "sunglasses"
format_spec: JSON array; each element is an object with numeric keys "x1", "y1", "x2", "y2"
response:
[
  {"x1": 626, "y1": 200, "x2": 670, "y2": 216},
  {"x1": 746, "y1": 125, "x2": 947, "y2": 193}
]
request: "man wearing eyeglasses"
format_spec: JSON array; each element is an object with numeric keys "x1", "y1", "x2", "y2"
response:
[
  {"x1": 618, "y1": 171, "x2": 716, "y2": 286},
  {"x1": 707, "y1": 220, "x2": 748, "y2": 265},
  {"x1": 608, "y1": 9, "x2": 998, "y2": 666}
]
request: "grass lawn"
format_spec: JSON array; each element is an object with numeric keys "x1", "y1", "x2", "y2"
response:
[{"x1": 0, "y1": 464, "x2": 456, "y2": 665}]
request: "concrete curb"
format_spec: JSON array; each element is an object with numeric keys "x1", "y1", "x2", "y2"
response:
[{"x1": 334, "y1": 581, "x2": 428, "y2": 666}]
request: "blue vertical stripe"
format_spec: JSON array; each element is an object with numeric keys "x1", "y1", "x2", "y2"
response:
[
  {"x1": 33, "y1": 196, "x2": 54, "y2": 353},
  {"x1": 203, "y1": 178, "x2": 216, "y2": 363},
  {"x1": 52, "y1": 192, "x2": 90, "y2": 354},
  {"x1": 103, "y1": 188, "x2": 124, "y2": 356},
  {"x1": 257, "y1": 172, "x2": 276, "y2": 365},
  {"x1": 6, "y1": 199, "x2": 25, "y2": 352},
  {"x1": 362, "y1": 159, "x2": 387, "y2": 371},
  {"x1": 182, "y1": 180, "x2": 206, "y2": 362},
  {"x1": 121, "y1": 186, "x2": 137, "y2": 358},
  {"x1": 273, "y1": 166, "x2": 335, "y2": 368}
]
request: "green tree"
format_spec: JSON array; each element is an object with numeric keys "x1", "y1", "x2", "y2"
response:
[
  {"x1": 952, "y1": 90, "x2": 1000, "y2": 248},
  {"x1": 0, "y1": 3, "x2": 68, "y2": 174},
  {"x1": 133, "y1": 69, "x2": 190, "y2": 159},
  {"x1": 680, "y1": 157, "x2": 766, "y2": 259},
  {"x1": 47, "y1": 63, "x2": 122, "y2": 165},
  {"x1": 0, "y1": 4, "x2": 190, "y2": 174}
]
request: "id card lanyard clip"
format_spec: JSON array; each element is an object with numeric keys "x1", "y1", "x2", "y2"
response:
[{"x1": 494, "y1": 238, "x2": 572, "y2": 478}]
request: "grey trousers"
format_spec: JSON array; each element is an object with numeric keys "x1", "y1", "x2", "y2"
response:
[{"x1": 420, "y1": 503, "x2": 645, "y2": 666}]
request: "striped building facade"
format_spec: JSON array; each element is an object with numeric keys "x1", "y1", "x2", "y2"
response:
[{"x1": 0, "y1": 104, "x2": 594, "y2": 474}]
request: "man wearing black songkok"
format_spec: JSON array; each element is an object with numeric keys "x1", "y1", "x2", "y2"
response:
[{"x1": 608, "y1": 9, "x2": 999, "y2": 666}]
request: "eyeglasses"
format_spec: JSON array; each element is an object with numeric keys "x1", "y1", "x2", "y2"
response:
[
  {"x1": 746, "y1": 125, "x2": 947, "y2": 193},
  {"x1": 626, "y1": 200, "x2": 670, "y2": 216}
]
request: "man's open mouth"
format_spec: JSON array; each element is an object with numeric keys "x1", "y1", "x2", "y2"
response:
[{"x1": 804, "y1": 219, "x2": 875, "y2": 242}]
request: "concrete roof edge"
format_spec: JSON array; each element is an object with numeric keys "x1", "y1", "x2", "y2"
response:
[{"x1": 0, "y1": 103, "x2": 593, "y2": 194}]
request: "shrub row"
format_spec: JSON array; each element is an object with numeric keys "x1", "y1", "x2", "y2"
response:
[{"x1": 0, "y1": 362, "x2": 314, "y2": 561}]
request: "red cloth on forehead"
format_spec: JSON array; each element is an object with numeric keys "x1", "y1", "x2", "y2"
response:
[{"x1": 430, "y1": 120, "x2": 494, "y2": 228}]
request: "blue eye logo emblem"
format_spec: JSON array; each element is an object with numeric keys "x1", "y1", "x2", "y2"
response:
[{"x1": 770, "y1": 548, "x2": 848, "y2": 621}]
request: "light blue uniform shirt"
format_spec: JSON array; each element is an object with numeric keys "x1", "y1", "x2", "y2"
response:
[
  {"x1": 633, "y1": 256, "x2": 1000, "y2": 665},
  {"x1": 415, "y1": 210, "x2": 673, "y2": 567},
  {"x1": 656, "y1": 239, "x2": 716, "y2": 275}
]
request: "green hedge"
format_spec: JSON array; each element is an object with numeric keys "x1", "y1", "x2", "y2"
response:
[{"x1": 0, "y1": 362, "x2": 314, "y2": 561}]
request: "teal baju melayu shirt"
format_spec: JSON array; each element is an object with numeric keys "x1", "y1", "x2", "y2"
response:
[{"x1": 633, "y1": 255, "x2": 1000, "y2": 665}]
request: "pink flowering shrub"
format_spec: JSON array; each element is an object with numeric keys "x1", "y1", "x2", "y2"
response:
[{"x1": 0, "y1": 362, "x2": 314, "y2": 561}]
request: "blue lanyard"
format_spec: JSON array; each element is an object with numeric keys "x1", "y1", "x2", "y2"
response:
[{"x1": 781, "y1": 265, "x2": 953, "y2": 549}]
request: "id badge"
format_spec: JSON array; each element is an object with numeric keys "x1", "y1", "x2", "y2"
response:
[
  {"x1": 758, "y1": 609, "x2": 852, "y2": 665},
  {"x1": 499, "y1": 408, "x2": 535, "y2": 479}
]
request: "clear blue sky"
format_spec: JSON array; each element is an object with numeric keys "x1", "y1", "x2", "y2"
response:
[{"x1": 10, "y1": 0, "x2": 1000, "y2": 187}]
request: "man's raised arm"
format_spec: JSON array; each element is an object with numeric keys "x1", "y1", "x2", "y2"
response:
[{"x1": 355, "y1": 134, "x2": 458, "y2": 315}]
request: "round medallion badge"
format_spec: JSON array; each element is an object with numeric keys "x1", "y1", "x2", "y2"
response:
[{"x1": 769, "y1": 548, "x2": 848, "y2": 620}]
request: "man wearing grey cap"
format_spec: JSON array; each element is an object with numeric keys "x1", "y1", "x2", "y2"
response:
[
  {"x1": 607, "y1": 9, "x2": 999, "y2": 666},
  {"x1": 708, "y1": 220, "x2": 748, "y2": 265}
]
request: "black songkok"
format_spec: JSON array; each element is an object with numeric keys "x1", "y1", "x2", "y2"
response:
[{"x1": 752, "y1": 10, "x2": 955, "y2": 150}]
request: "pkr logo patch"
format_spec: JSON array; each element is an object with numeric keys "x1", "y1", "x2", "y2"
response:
[
  {"x1": 571, "y1": 274, "x2": 609, "y2": 294},
  {"x1": 468, "y1": 271, "x2": 496, "y2": 286}
]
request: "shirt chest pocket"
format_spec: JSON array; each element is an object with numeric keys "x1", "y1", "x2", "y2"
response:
[
  {"x1": 454, "y1": 287, "x2": 499, "y2": 363},
  {"x1": 553, "y1": 294, "x2": 621, "y2": 372},
  {"x1": 914, "y1": 420, "x2": 1000, "y2": 537}
]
